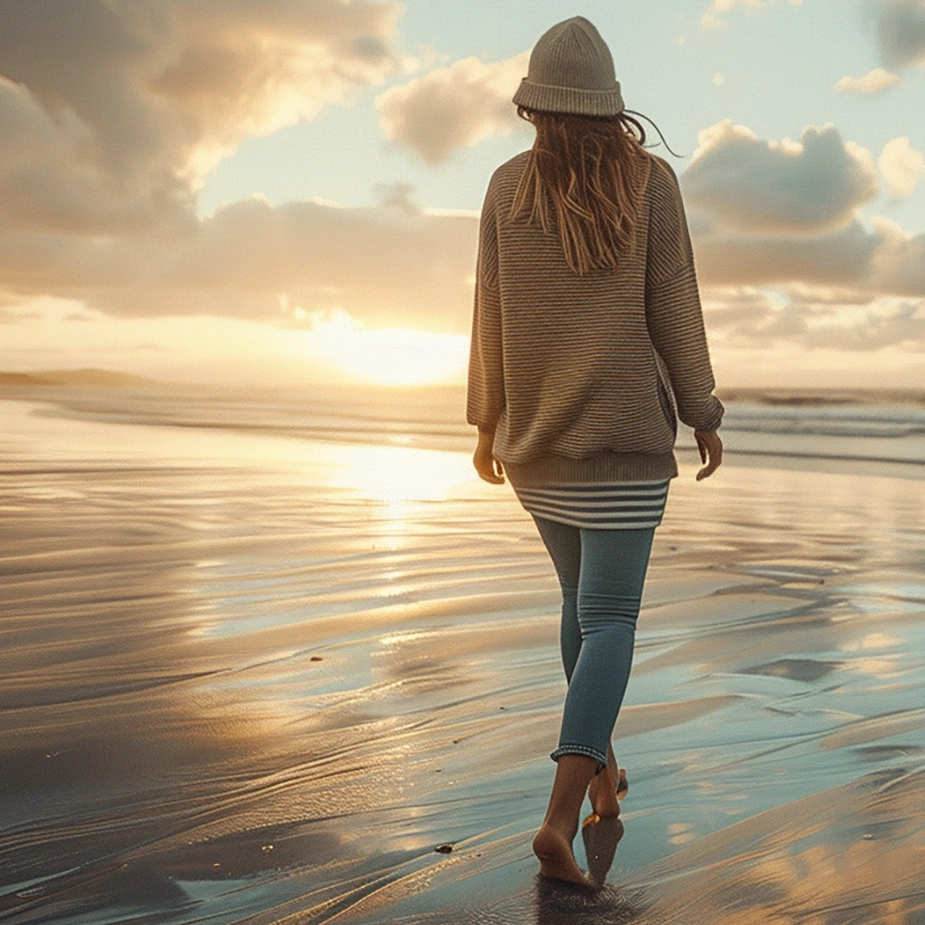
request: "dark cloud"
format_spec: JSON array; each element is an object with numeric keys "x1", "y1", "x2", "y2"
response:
[
  {"x1": 373, "y1": 181, "x2": 421, "y2": 216},
  {"x1": 0, "y1": 0, "x2": 480, "y2": 341},
  {"x1": 682, "y1": 121, "x2": 878, "y2": 232},
  {"x1": 875, "y1": 0, "x2": 925, "y2": 70},
  {"x1": 0, "y1": 0, "x2": 402, "y2": 235},
  {"x1": 0, "y1": 197, "x2": 479, "y2": 333},
  {"x1": 692, "y1": 217, "x2": 879, "y2": 288}
]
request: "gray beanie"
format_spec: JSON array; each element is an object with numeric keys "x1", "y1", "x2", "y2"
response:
[{"x1": 512, "y1": 17, "x2": 624, "y2": 117}]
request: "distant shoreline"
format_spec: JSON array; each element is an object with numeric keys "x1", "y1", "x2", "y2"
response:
[
  {"x1": 0, "y1": 368, "x2": 157, "y2": 388},
  {"x1": 716, "y1": 387, "x2": 925, "y2": 407},
  {"x1": 3, "y1": 368, "x2": 925, "y2": 408}
]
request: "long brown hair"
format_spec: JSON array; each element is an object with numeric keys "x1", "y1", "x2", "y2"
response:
[{"x1": 511, "y1": 108, "x2": 652, "y2": 275}]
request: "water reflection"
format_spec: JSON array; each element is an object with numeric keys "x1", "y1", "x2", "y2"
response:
[
  {"x1": 4, "y1": 392, "x2": 925, "y2": 925},
  {"x1": 618, "y1": 768, "x2": 925, "y2": 925},
  {"x1": 312, "y1": 443, "x2": 475, "y2": 504}
]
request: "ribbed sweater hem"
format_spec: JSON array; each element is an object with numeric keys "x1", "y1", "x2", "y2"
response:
[{"x1": 503, "y1": 452, "x2": 678, "y2": 485}]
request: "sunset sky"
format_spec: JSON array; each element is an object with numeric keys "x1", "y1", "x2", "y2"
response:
[{"x1": 1, "y1": 0, "x2": 924, "y2": 389}]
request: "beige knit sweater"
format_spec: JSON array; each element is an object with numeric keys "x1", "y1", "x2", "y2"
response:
[{"x1": 467, "y1": 150, "x2": 723, "y2": 484}]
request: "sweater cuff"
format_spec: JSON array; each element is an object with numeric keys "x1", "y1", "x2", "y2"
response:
[{"x1": 684, "y1": 397, "x2": 724, "y2": 434}]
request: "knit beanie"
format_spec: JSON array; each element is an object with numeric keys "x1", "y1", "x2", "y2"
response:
[{"x1": 512, "y1": 17, "x2": 624, "y2": 117}]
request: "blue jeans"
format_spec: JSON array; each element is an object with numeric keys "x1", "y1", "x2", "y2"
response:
[{"x1": 532, "y1": 516, "x2": 655, "y2": 769}]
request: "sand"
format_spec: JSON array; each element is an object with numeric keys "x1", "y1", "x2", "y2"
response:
[{"x1": 1, "y1": 390, "x2": 924, "y2": 924}]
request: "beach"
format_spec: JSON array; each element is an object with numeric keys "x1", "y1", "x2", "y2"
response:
[{"x1": 1, "y1": 382, "x2": 924, "y2": 924}]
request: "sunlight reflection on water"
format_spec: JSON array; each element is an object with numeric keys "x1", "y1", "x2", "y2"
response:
[{"x1": 307, "y1": 442, "x2": 476, "y2": 503}]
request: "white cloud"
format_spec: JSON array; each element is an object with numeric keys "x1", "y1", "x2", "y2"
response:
[
  {"x1": 680, "y1": 120, "x2": 925, "y2": 352},
  {"x1": 376, "y1": 52, "x2": 530, "y2": 164},
  {"x1": 683, "y1": 121, "x2": 878, "y2": 231},
  {"x1": 869, "y1": 218, "x2": 925, "y2": 296},
  {"x1": 878, "y1": 136, "x2": 925, "y2": 198},
  {"x1": 702, "y1": 285, "x2": 925, "y2": 352},
  {"x1": 701, "y1": 0, "x2": 802, "y2": 31},
  {"x1": 875, "y1": 0, "x2": 925, "y2": 70},
  {"x1": 833, "y1": 68, "x2": 900, "y2": 95}
]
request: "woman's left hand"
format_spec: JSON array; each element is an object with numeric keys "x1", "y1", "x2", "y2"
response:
[{"x1": 474, "y1": 431, "x2": 505, "y2": 484}]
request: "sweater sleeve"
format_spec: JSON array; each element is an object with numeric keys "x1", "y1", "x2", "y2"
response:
[
  {"x1": 645, "y1": 160, "x2": 724, "y2": 433},
  {"x1": 466, "y1": 181, "x2": 504, "y2": 433}
]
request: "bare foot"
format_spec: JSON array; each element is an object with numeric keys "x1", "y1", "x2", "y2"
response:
[
  {"x1": 582, "y1": 816, "x2": 625, "y2": 887},
  {"x1": 532, "y1": 825, "x2": 592, "y2": 887},
  {"x1": 616, "y1": 765, "x2": 628, "y2": 800},
  {"x1": 587, "y1": 749, "x2": 626, "y2": 819}
]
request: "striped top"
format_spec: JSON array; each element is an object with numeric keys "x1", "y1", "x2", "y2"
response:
[
  {"x1": 467, "y1": 150, "x2": 723, "y2": 485},
  {"x1": 515, "y1": 479, "x2": 669, "y2": 530}
]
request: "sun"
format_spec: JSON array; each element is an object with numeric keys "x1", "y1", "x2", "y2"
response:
[{"x1": 299, "y1": 310, "x2": 469, "y2": 387}]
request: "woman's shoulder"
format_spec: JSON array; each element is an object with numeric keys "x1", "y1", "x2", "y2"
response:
[
  {"x1": 645, "y1": 154, "x2": 682, "y2": 194},
  {"x1": 493, "y1": 149, "x2": 532, "y2": 178},
  {"x1": 486, "y1": 150, "x2": 531, "y2": 196}
]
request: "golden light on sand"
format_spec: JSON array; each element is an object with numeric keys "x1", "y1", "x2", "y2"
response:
[{"x1": 300, "y1": 310, "x2": 469, "y2": 386}]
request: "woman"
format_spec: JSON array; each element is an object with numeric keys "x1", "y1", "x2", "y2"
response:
[{"x1": 467, "y1": 17, "x2": 724, "y2": 886}]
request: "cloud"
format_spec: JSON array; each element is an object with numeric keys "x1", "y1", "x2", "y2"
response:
[
  {"x1": 0, "y1": 0, "x2": 403, "y2": 235},
  {"x1": 3, "y1": 106, "x2": 923, "y2": 354},
  {"x1": 680, "y1": 119, "x2": 925, "y2": 353},
  {"x1": 692, "y1": 217, "x2": 880, "y2": 288},
  {"x1": 1, "y1": 2, "x2": 520, "y2": 339},
  {"x1": 704, "y1": 286, "x2": 925, "y2": 351},
  {"x1": 702, "y1": 288, "x2": 809, "y2": 344},
  {"x1": 0, "y1": 74, "x2": 181, "y2": 236},
  {"x1": 0, "y1": 196, "x2": 479, "y2": 334},
  {"x1": 2, "y1": 5, "x2": 924, "y2": 378},
  {"x1": 376, "y1": 52, "x2": 529, "y2": 163},
  {"x1": 682, "y1": 121, "x2": 878, "y2": 232},
  {"x1": 878, "y1": 136, "x2": 925, "y2": 198},
  {"x1": 373, "y1": 181, "x2": 421, "y2": 216},
  {"x1": 869, "y1": 218, "x2": 925, "y2": 296},
  {"x1": 833, "y1": 67, "x2": 900, "y2": 95},
  {"x1": 701, "y1": 0, "x2": 803, "y2": 31},
  {"x1": 875, "y1": 0, "x2": 925, "y2": 70}
]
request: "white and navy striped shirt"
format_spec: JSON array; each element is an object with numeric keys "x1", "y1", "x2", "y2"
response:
[{"x1": 513, "y1": 479, "x2": 669, "y2": 530}]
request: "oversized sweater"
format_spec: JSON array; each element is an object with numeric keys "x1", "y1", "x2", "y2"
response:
[{"x1": 466, "y1": 150, "x2": 723, "y2": 484}]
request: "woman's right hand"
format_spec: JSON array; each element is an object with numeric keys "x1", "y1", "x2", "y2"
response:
[{"x1": 694, "y1": 430, "x2": 723, "y2": 481}]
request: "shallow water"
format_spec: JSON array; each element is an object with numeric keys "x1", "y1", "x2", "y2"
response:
[{"x1": 1, "y1": 388, "x2": 924, "y2": 924}]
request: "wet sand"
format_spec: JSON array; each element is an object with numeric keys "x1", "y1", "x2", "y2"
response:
[{"x1": 1, "y1": 393, "x2": 924, "y2": 924}]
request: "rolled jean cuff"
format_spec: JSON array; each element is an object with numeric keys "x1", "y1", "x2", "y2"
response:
[{"x1": 550, "y1": 744, "x2": 607, "y2": 772}]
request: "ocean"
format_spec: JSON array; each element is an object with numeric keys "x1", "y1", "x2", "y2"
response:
[{"x1": 7, "y1": 381, "x2": 925, "y2": 466}]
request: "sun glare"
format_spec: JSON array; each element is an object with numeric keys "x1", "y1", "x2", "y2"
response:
[
  {"x1": 333, "y1": 444, "x2": 473, "y2": 503},
  {"x1": 301, "y1": 311, "x2": 468, "y2": 386}
]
